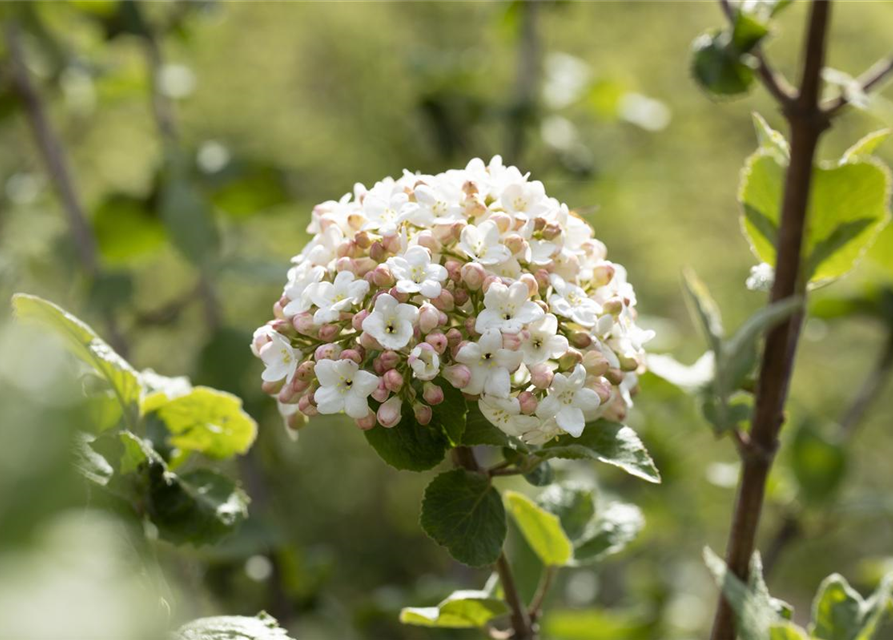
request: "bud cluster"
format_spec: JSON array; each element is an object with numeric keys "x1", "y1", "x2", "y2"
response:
[{"x1": 251, "y1": 156, "x2": 653, "y2": 444}]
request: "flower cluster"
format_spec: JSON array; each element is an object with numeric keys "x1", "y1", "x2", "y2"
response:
[{"x1": 251, "y1": 157, "x2": 653, "y2": 444}]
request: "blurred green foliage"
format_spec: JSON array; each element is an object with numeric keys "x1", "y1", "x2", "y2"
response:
[{"x1": 2, "y1": 2, "x2": 893, "y2": 640}]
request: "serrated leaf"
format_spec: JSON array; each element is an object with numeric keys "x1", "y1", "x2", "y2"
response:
[
  {"x1": 811, "y1": 573, "x2": 893, "y2": 640},
  {"x1": 400, "y1": 590, "x2": 509, "y2": 628},
  {"x1": 841, "y1": 130, "x2": 891, "y2": 165},
  {"x1": 504, "y1": 491, "x2": 574, "y2": 567},
  {"x1": 682, "y1": 269, "x2": 724, "y2": 352},
  {"x1": 434, "y1": 379, "x2": 467, "y2": 445},
  {"x1": 691, "y1": 29, "x2": 755, "y2": 97},
  {"x1": 739, "y1": 152, "x2": 892, "y2": 286},
  {"x1": 173, "y1": 611, "x2": 294, "y2": 640},
  {"x1": 141, "y1": 387, "x2": 257, "y2": 461},
  {"x1": 572, "y1": 502, "x2": 645, "y2": 565},
  {"x1": 704, "y1": 547, "x2": 779, "y2": 640},
  {"x1": 753, "y1": 113, "x2": 790, "y2": 162},
  {"x1": 12, "y1": 294, "x2": 140, "y2": 428},
  {"x1": 420, "y1": 469, "x2": 506, "y2": 567},
  {"x1": 364, "y1": 412, "x2": 448, "y2": 472},
  {"x1": 538, "y1": 421, "x2": 661, "y2": 484}
]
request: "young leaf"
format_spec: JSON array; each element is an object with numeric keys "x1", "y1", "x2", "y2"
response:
[
  {"x1": 810, "y1": 573, "x2": 893, "y2": 640},
  {"x1": 703, "y1": 547, "x2": 781, "y2": 640},
  {"x1": 400, "y1": 590, "x2": 509, "y2": 628},
  {"x1": 646, "y1": 351, "x2": 716, "y2": 393},
  {"x1": 572, "y1": 502, "x2": 645, "y2": 565},
  {"x1": 682, "y1": 268, "x2": 724, "y2": 353},
  {"x1": 504, "y1": 491, "x2": 574, "y2": 567},
  {"x1": 840, "y1": 129, "x2": 891, "y2": 165},
  {"x1": 537, "y1": 483, "x2": 596, "y2": 542},
  {"x1": 691, "y1": 30, "x2": 756, "y2": 97},
  {"x1": 141, "y1": 387, "x2": 257, "y2": 461},
  {"x1": 752, "y1": 112, "x2": 790, "y2": 162},
  {"x1": 364, "y1": 413, "x2": 449, "y2": 471},
  {"x1": 12, "y1": 294, "x2": 141, "y2": 428},
  {"x1": 420, "y1": 469, "x2": 506, "y2": 567},
  {"x1": 538, "y1": 421, "x2": 661, "y2": 484},
  {"x1": 173, "y1": 611, "x2": 294, "y2": 640},
  {"x1": 771, "y1": 621, "x2": 811, "y2": 640},
  {"x1": 732, "y1": 11, "x2": 770, "y2": 53}
]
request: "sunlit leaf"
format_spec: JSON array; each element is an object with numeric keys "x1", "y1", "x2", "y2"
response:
[
  {"x1": 504, "y1": 490, "x2": 574, "y2": 566},
  {"x1": 400, "y1": 590, "x2": 508, "y2": 628},
  {"x1": 173, "y1": 612, "x2": 294, "y2": 640}
]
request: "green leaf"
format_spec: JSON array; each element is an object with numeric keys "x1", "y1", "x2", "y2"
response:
[
  {"x1": 691, "y1": 29, "x2": 755, "y2": 97},
  {"x1": 537, "y1": 483, "x2": 596, "y2": 542},
  {"x1": 811, "y1": 574, "x2": 893, "y2": 640},
  {"x1": 753, "y1": 113, "x2": 790, "y2": 162},
  {"x1": 173, "y1": 612, "x2": 295, "y2": 640},
  {"x1": 504, "y1": 490, "x2": 574, "y2": 567},
  {"x1": 703, "y1": 547, "x2": 779, "y2": 640},
  {"x1": 739, "y1": 152, "x2": 892, "y2": 286},
  {"x1": 646, "y1": 352, "x2": 715, "y2": 393},
  {"x1": 682, "y1": 268, "x2": 724, "y2": 352},
  {"x1": 400, "y1": 590, "x2": 509, "y2": 629},
  {"x1": 523, "y1": 460, "x2": 554, "y2": 487},
  {"x1": 141, "y1": 387, "x2": 257, "y2": 461},
  {"x1": 462, "y1": 403, "x2": 529, "y2": 452},
  {"x1": 732, "y1": 11, "x2": 770, "y2": 53},
  {"x1": 572, "y1": 501, "x2": 645, "y2": 565},
  {"x1": 434, "y1": 379, "x2": 467, "y2": 445},
  {"x1": 538, "y1": 421, "x2": 661, "y2": 484},
  {"x1": 92, "y1": 193, "x2": 166, "y2": 264},
  {"x1": 791, "y1": 422, "x2": 847, "y2": 504},
  {"x1": 12, "y1": 294, "x2": 140, "y2": 428},
  {"x1": 159, "y1": 150, "x2": 220, "y2": 267},
  {"x1": 208, "y1": 164, "x2": 290, "y2": 218},
  {"x1": 148, "y1": 467, "x2": 249, "y2": 546},
  {"x1": 420, "y1": 469, "x2": 506, "y2": 567},
  {"x1": 364, "y1": 412, "x2": 448, "y2": 472},
  {"x1": 841, "y1": 130, "x2": 891, "y2": 164},
  {"x1": 771, "y1": 621, "x2": 811, "y2": 640}
]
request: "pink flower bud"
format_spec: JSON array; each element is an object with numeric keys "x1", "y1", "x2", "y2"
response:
[
  {"x1": 286, "y1": 411, "x2": 308, "y2": 432},
  {"x1": 352, "y1": 309, "x2": 370, "y2": 331},
  {"x1": 603, "y1": 298, "x2": 624, "y2": 315},
  {"x1": 619, "y1": 354, "x2": 639, "y2": 372},
  {"x1": 425, "y1": 331, "x2": 448, "y2": 354},
  {"x1": 605, "y1": 367, "x2": 625, "y2": 385},
  {"x1": 359, "y1": 332, "x2": 383, "y2": 351},
  {"x1": 355, "y1": 411, "x2": 377, "y2": 431},
  {"x1": 315, "y1": 344, "x2": 342, "y2": 361},
  {"x1": 558, "y1": 349, "x2": 583, "y2": 370},
  {"x1": 372, "y1": 379, "x2": 390, "y2": 402},
  {"x1": 384, "y1": 369, "x2": 404, "y2": 393},
  {"x1": 354, "y1": 257, "x2": 377, "y2": 276},
  {"x1": 453, "y1": 287, "x2": 469, "y2": 306},
  {"x1": 518, "y1": 391, "x2": 538, "y2": 415},
  {"x1": 601, "y1": 395, "x2": 627, "y2": 422},
  {"x1": 298, "y1": 393, "x2": 317, "y2": 415},
  {"x1": 419, "y1": 303, "x2": 440, "y2": 334},
  {"x1": 450, "y1": 221, "x2": 466, "y2": 241},
  {"x1": 336, "y1": 241, "x2": 351, "y2": 259},
  {"x1": 438, "y1": 311, "x2": 448, "y2": 326},
  {"x1": 347, "y1": 213, "x2": 365, "y2": 231},
  {"x1": 588, "y1": 376, "x2": 614, "y2": 403},
  {"x1": 481, "y1": 276, "x2": 501, "y2": 294},
  {"x1": 372, "y1": 264, "x2": 395, "y2": 288},
  {"x1": 355, "y1": 230, "x2": 372, "y2": 249},
  {"x1": 413, "y1": 403, "x2": 433, "y2": 426},
  {"x1": 464, "y1": 316, "x2": 478, "y2": 338},
  {"x1": 504, "y1": 234, "x2": 526, "y2": 255},
  {"x1": 340, "y1": 349, "x2": 363, "y2": 364},
  {"x1": 432, "y1": 222, "x2": 456, "y2": 243},
  {"x1": 377, "y1": 396, "x2": 402, "y2": 428},
  {"x1": 445, "y1": 328, "x2": 463, "y2": 349},
  {"x1": 382, "y1": 233, "x2": 402, "y2": 254},
  {"x1": 534, "y1": 269, "x2": 551, "y2": 292},
  {"x1": 432, "y1": 289, "x2": 454, "y2": 312},
  {"x1": 502, "y1": 332, "x2": 522, "y2": 350},
  {"x1": 293, "y1": 312, "x2": 316, "y2": 336},
  {"x1": 278, "y1": 383, "x2": 299, "y2": 405},
  {"x1": 262, "y1": 379, "x2": 284, "y2": 395},
  {"x1": 519, "y1": 273, "x2": 538, "y2": 297},
  {"x1": 295, "y1": 360, "x2": 315, "y2": 382},
  {"x1": 445, "y1": 259, "x2": 463, "y2": 282},
  {"x1": 542, "y1": 221, "x2": 562, "y2": 240},
  {"x1": 569, "y1": 331, "x2": 592, "y2": 348},
  {"x1": 490, "y1": 212, "x2": 511, "y2": 234},
  {"x1": 592, "y1": 263, "x2": 615, "y2": 288},
  {"x1": 422, "y1": 382, "x2": 444, "y2": 405},
  {"x1": 372, "y1": 357, "x2": 385, "y2": 375},
  {"x1": 319, "y1": 324, "x2": 340, "y2": 342},
  {"x1": 273, "y1": 300, "x2": 285, "y2": 320},
  {"x1": 533, "y1": 217, "x2": 547, "y2": 232},
  {"x1": 582, "y1": 350, "x2": 610, "y2": 376},
  {"x1": 379, "y1": 350, "x2": 401, "y2": 371},
  {"x1": 443, "y1": 364, "x2": 472, "y2": 389},
  {"x1": 530, "y1": 363, "x2": 553, "y2": 389},
  {"x1": 270, "y1": 319, "x2": 296, "y2": 338},
  {"x1": 370, "y1": 241, "x2": 387, "y2": 262},
  {"x1": 460, "y1": 262, "x2": 486, "y2": 291},
  {"x1": 389, "y1": 287, "x2": 411, "y2": 304},
  {"x1": 417, "y1": 230, "x2": 440, "y2": 253}
]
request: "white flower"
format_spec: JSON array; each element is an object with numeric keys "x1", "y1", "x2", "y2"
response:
[
  {"x1": 520, "y1": 314, "x2": 569, "y2": 365},
  {"x1": 283, "y1": 262, "x2": 326, "y2": 317},
  {"x1": 409, "y1": 344, "x2": 440, "y2": 381},
  {"x1": 500, "y1": 180, "x2": 550, "y2": 217},
  {"x1": 476, "y1": 281, "x2": 544, "y2": 334},
  {"x1": 522, "y1": 419, "x2": 562, "y2": 445},
  {"x1": 406, "y1": 182, "x2": 463, "y2": 225},
  {"x1": 535, "y1": 364, "x2": 600, "y2": 437},
  {"x1": 361, "y1": 293, "x2": 419, "y2": 350},
  {"x1": 386, "y1": 246, "x2": 448, "y2": 299},
  {"x1": 363, "y1": 182, "x2": 409, "y2": 235},
  {"x1": 314, "y1": 359, "x2": 380, "y2": 419},
  {"x1": 458, "y1": 221, "x2": 512, "y2": 265},
  {"x1": 455, "y1": 329, "x2": 523, "y2": 397},
  {"x1": 302, "y1": 224, "x2": 344, "y2": 267},
  {"x1": 259, "y1": 333, "x2": 301, "y2": 383},
  {"x1": 549, "y1": 274, "x2": 600, "y2": 327},
  {"x1": 479, "y1": 395, "x2": 539, "y2": 437},
  {"x1": 307, "y1": 270, "x2": 370, "y2": 324}
]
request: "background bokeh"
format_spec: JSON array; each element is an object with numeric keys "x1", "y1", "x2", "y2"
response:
[{"x1": 1, "y1": 2, "x2": 892, "y2": 639}]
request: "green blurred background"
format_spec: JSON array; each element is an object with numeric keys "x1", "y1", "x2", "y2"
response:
[{"x1": 1, "y1": 2, "x2": 892, "y2": 639}]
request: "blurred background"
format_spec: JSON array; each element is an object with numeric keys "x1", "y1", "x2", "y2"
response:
[{"x1": 1, "y1": 2, "x2": 892, "y2": 639}]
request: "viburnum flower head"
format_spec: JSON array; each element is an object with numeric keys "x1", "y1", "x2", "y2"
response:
[{"x1": 251, "y1": 156, "x2": 652, "y2": 443}]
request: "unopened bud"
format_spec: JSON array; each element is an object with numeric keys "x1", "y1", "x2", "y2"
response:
[
  {"x1": 359, "y1": 331, "x2": 383, "y2": 351},
  {"x1": 293, "y1": 312, "x2": 316, "y2": 336},
  {"x1": 340, "y1": 349, "x2": 362, "y2": 364},
  {"x1": 355, "y1": 411, "x2": 377, "y2": 430},
  {"x1": 461, "y1": 262, "x2": 486, "y2": 291},
  {"x1": 315, "y1": 343, "x2": 342, "y2": 361},
  {"x1": 379, "y1": 350, "x2": 401, "y2": 371},
  {"x1": 425, "y1": 331, "x2": 448, "y2": 354},
  {"x1": 419, "y1": 303, "x2": 440, "y2": 334},
  {"x1": 464, "y1": 316, "x2": 478, "y2": 337},
  {"x1": 352, "y1": 309, "x2": 370, "y2": 331},
  {"x1": 518, "y1": 391, "x2": 538, "y2": 415},
  {"x1": 443, "y1": 364, "x2": 472, "y2": 389},
  {"x1": 295, "y1": 360, "x2": 316, "y2": 382},
  {"x1": 582, "y1": 350, "x2": 610, "y2": 377},
  {"x1": 384, "y1": 368, "x2": 404, "y2": 393},
  {"x1": 371, "y1": 379, "x2": 390, "y2": 403},
  {"x1": 592, "y1": 263, "x2": 615, "y2": 288},
  {"x1": 504, "y1": 234, "x2": 526, "y2": 255},
  {"x1": 490, "y1": 213, "x2": 512, "y2": 234},
  {"x1": 502, "y1": 332, "x2": 522, "y2": 350},
  {"x1": 318, "y1": 324, "x2": 340, "y2": 342},
  {"x1": 481, "y1": 276, "x2": 501, "y2": 294},
  {"x1": 372, "y1": 265, "x2": 395, "y2": 288},
  {"x1": 588, "y1": 377, "x2": 613, "y2": 404},
  {"x1": 619, "y1": 354, "x2": 639, "y2": 372},
  {"x1": 603, "y1": 298, "x2": 624, "y2": 315},
  {"x1": 453, "y1": 288, "x2": 469, "y2": 306},
  {"x1": 542, "y1": 222, "x2": 562, "y2": 240},
  {"x1": 558, "y1": 349, "x2": 583, "y2": 370},
  {"x1": 377, "y1": 396, "x2": 402, "y2": 428},
  {"x1": 355, "y1": 230, "x2": 372, "y2": 249},
  {"x1": 422, "y1": 382, "x2": 444, "y2": 405},
  {"x1": 530, "y1": 363, "x2": 553, "y2": 389},
  {"x1": 413, "y1": 403, "x2": 433, "y2": 426},
  {"x1": 534, "y1": 269, "x2": 551, "y2": 292},
  {"x1": 262, "y1": 379, "x2": 284, "y2": 395},
  {"x1": 445, "y1": 328, "x2": 463, "y2": 348},
  {"x1": 353, "y1": 257, "x2": 377, "y2": 276},
  {"x1": 519, "y1": 273, "x2": 538, "y2": 297},
  {"x1": 605, "y1": 367, "x2": 625, "y2": 385},
  {"x1": 389, "y1": 287, "x2": 411, "y2": 304},
  {"x1": 382, "y1": 233, "x2": 402, "y2": 254},
  {"x1": 370, "y1": 241, "x2": 387, "y2": 262},
  {"x1": 569, "y1": 331, "x2": 592, "y2": 348},
  {"x1": 432, "y1": 289, "x2": 454, "y2": 312}
]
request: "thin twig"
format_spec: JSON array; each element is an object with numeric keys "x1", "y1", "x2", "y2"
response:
[
  {"x1": 823, "y1": 54, "x2": 893, "y2": 116},
  {"x1": 528, "y1": 566, "x2": 556, "y2": 623},
  {"x1": 5, "y1": 18, "x2": 128, "y2": 355},
  {"x1": 709, "y1": 2, "x2": 832, "y2": 639}
]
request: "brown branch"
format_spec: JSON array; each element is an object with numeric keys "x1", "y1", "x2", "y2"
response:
[
  {"x1": 709, "y1": 2, "x2": 832, "y2": 640},
  {"x1": 527, "y1": 565, "x2": 556, "y2": 623},
  {"x1": 718, "y1": 0, "x2": 796, "y2": 106},
  {"x1": 452, "y1": 447, "x2": 535, "y2": 640},
  {"x1": 823, "y1": 54, "x2": 893, "y2": 116},
  {"x1": 5, "y1": 18, "x2": 128, "y2": 356}
]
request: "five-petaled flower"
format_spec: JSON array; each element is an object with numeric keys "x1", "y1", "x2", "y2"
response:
[
  {"x1": 455, "y1": 329, "x2": 523, "y2": 397},
  {"x1": 362, "y1": 293, "x2": 419, "y2": 350},
  {"x1": 476, "y1": 281, "x2": 544, "y2": 334},
  {"x1": 307, "y1": 270, "x2": 370, "y2": 324},
  {"x1": 314, "y1": 359, "x2": 380, "y2": 419},
  {"x1": 520, "y1": 313, "x2": 569, "y2": 365},
  {"x1": 458, "y1": 221, "x2": 512, "y2": 265},
  {"x1": 549, "y1": 274, "x2": 601, "y2": 327},
  {"x1": 260, "y1": 332, "x2": 301, "y2": 383},
  {"x1": 536, "y1": 364, "x2": 601, "y2": 437},
  {"x1": 387, "y1": 246, "x2": 448, "y2": 299}
]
